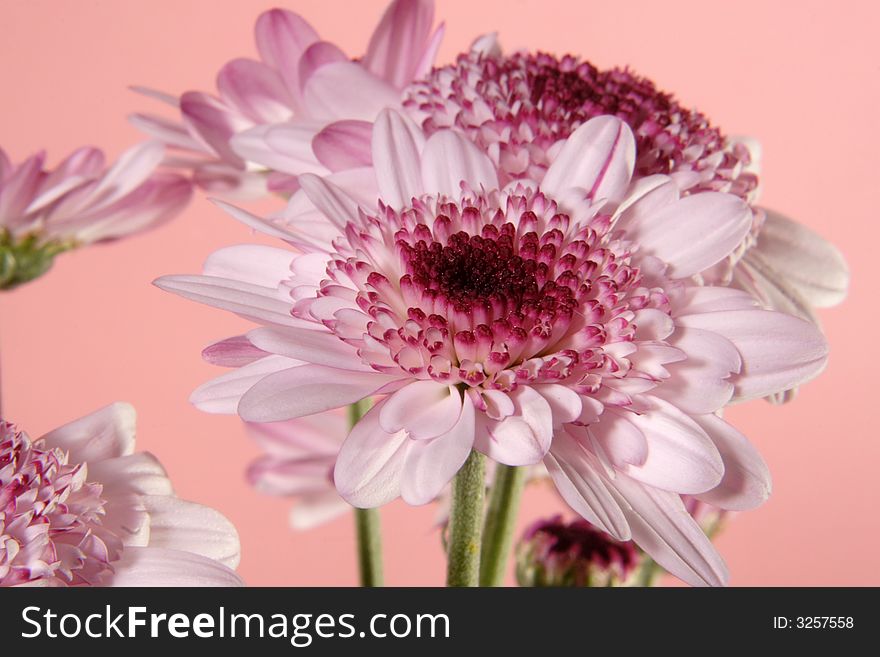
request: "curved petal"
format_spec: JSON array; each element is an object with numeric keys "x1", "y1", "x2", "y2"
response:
[
  {"x1": 420, "y1": 129, "x2": 498, "y2": 198},
  {"x1": 372, "y1": 108, "x2": 425, "y2": 208},
  {"x1": 364, "y1": 0, "x2": 435, "y2": 89},
  {"x1": 40, "y1": 402, "x2": 136, "y2": 463},
  {"x1": 180, "y1": 92, "x2": 250, "y2": 164},
  {"x1": 254, "y1": 8, "x2": 320, "y2": 105},
  {"x1": 87, "y1": 452, "x2": 173, "y2": 497},
  {"x1": 108, "y1": 546, "x2": 244, "y2": 587},
  {"x1": 202, "y1": 335, "x2": 269, "y2": 367},
  {"x1": 542, "y1": 115, "x2": 635, "y2": 205},
  {"x1": 474, "y1": 386, "x2": 553, "y2": 466},
  {"x1": 303, "y1": 61, "x2": 399, "y2": 121},
  {"x1": 588, "y1": 409, "x2": 648, "y2": 468},
  {"x1": 692, "y1": 414, "x2": 771, "y2": 511},
  {"x1": 400, "y1": 393, "x2": 475, "y2": 505},
  {"x1": 202, "y1": 244, "x2": 294, "y2": 288},
  {"x1": 141, "y1": 495, "x2": 240, "y2": 569},
  {"x1": 379, "y1": 380, "x2": 463, "y2": 439},
  {"x1": 333, "y1": 399, "x2": 409, "y2": 507},
  {"x1": 298, "y1": 173, "x2": 361, "y2": 229},
  {"x1": 312, "y1": 120, "x2": 373, "y2": 171},
  {"x1": 190, "y1": 355, "x2": 301, "y2": 414},
  {"x1": 246, "y1": 325, "x2": 369, "y2": 371},
  {"x1": 230, "y1": 122, "x2": 327, "y2": 176},
  {"x1": 217, "y1": 58, "x2": 293, "y2": 123}
]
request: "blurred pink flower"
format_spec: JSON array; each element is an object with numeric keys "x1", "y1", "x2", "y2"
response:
[
  {"x1": 132, "y1": 0, "x2": 442, "y2": 197},
  {"x1": 157, "y1": 112, "x2": 829, "y2": 585},
  {"x1": 245, "y1": 412, "x2": 350, "y2": 529},
  {"x1": 0, "y1": 403, "x2": 242, "y2": 586},
  {"x1": 0, "y1": 141, "x2": 191, "y2": 289}
]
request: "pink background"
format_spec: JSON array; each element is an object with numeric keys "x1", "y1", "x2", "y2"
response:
[{"x1": 1, "y1": 0, "x2": 877, "y2": 586}]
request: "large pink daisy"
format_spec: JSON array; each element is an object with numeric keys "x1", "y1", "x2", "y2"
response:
[
  {"x1": 1, "y1": 403, "x2": 242, "y2": 586},
  {"x1": 157, "y1": 112, "x2": 827, "y2": 585}
]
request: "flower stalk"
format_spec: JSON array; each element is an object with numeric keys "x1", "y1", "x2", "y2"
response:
[
  {"x1": 446, "y1": 449, "x2": 486, "y2": 587},
  {"x1": 479, "y1": 464, "x2": 527, "y2": 586},
  {"x1": 348, "y1": 399, "x2": 384, "y2": 587}
]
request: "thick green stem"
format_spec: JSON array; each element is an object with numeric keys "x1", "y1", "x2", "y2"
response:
[
  {"x1": 446, "y1": 450, "x2": 486, "y2": 587},
  {"x1": 355, "y1": 508, "x2": 384, "y2": 587},
  {"x1": 348, "y1": 400, "x2": 383, "y2": 587},
  {"x1": 479, "y1": 464, "x2": 527, "y2": 586}
]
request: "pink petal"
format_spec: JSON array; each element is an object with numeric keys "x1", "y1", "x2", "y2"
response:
[
  {"x1": 246, "y1": 325, "x2": 369, "y2": 371},
  {"x1": 202, "y1": 335, "x2": 269, "y2": 367},
  {"x1": 230, "y1": 122, "x2": 326, "y2": 176},
  {"x1": 672, "y1": 286, "x2": 759, "y2": 315},
  {"x1": 312, "y1": 120, "x2": 373, "y2": 171},
  {"x1": 533, "y1": 384, "x2": 583, "y2": 425},
  {"x1": 203, "y1": 244, "x2": 295, "y2": 288},
  {"x1": 238, "y1": 364, "x2": 401, "y2": 422},
  {"x1": 622, "y1": 397, "x2": 723, "y2": 494},
  {"x1": 747, "y1": 209, "x2": 849, "y2": 308},
  {"x1": 108, "y1": 547, "x2": 244, "y2": 587},
  {"x1": 400, "y1": 393, "x2": 475, "y2": 505},
  {"x1": 302, "y1": 61, "x2": 399, "y2": 121},
  {"x1": 588, "y1": 409, "x2": 648, "y2": 467},
  {"x1": 678, "y1": 308, "x2": 828, "y2": 402},
  {"x1": 181, "y1": 91, "x2": 251, "y2": 164},
  {"x1": 379, "y1": 380, "x2": 463, "y2": 439},
  {"x1": 298, "y1": 41, "x2": 348, "y2": 88},
  {"x1": 87, "y1": 453, "x2": 173, "y2": 497},
  {"x1": 129, "y1": 113, "x2": 204, "y2": 151},
  {"x1": 333, "y1": 399, "x2": 409, "y2": 507},
  {"x1": 608, "y1": 475, "x2": 728, "y2": 586},
  {"x1": 217, "y1": 58, "x2": 293, "y2": 123},
  {"x1": 364, "y1": 0, "x2": 435, "y2": 89},
  {"x1": 190, "y1": 356, "x2": 301, "y2": 414},
  {"x1": 140, "y1": 495, "x2": 240, "y2": 568},
  {"x1": 413, "y1": 23, "x2": 445, "y2": 80},
  {"x1": 0, "y1": 151, "x2": 45, "y2": 225},
  {"x1": 289, "y1": 493, "x2": 350, "y2": 529},
  {"x1": 692, "y1": 414, "x2": 771, "y2": 511},
  {"x1": 474, "y1": 386, "x2": 553, "y2": 466},
  {"x1": 254, "y1": 8, "x2": 320, "y2": 104},
  {"x1": 624, "y1": 192, "x2": 752, "y2": 278},
  {"x1": 544, "y1": 431, "x2": 631, "y2": 540},
  {"x1": 420, "y1": 129, "x2": 498, "y2": 198},
  {"x1": 372, "y1": 108, "x2": 425, "y2": 208},
  {"x1": 39, "y1": 402, "x2": 137, "y2": 463},
  {"x1": 542, "y1": 115, "x2": 635, "y2": 205},
  {"x1": 298, "y1": 172, "x2": 360, "y2": 229}
]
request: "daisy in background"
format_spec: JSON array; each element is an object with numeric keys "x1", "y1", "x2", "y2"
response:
[
  {"x1": 0, "y1": 403, "x2": 242, "y2": 586},
  {"x1": 157, "y1": 111, "x2": 828, "y2": 586},
  {"x1": 132, "y1": 0, "x2": 442, "y2": 198},
  {"x1": 0, "y1": 141, "x2": 191, "y2": 290}
]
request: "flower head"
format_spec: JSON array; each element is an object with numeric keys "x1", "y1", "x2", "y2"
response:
[
  {"x1": 132, "y1": 0, "x2": 443, "y2": 197},
  {"x1": 157, "y1": 111, "x2": 828, "y2": 585},
  {"x1": 1, "y1": 404, "x2": 241, "y2": 586},
  {"x1": 0, "y1": 142, "x2": 191, "y2": 289},
  {"x1": 516, "y1": 514, "x2": 640, "y2": 587}
]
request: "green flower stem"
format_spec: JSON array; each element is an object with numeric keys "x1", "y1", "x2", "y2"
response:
[
  {"x1": 348, "y1": 400, "x2": 384, "y2": 587},
  {"x1": 446, "y1": 450, "x2": 487, "y2": 587},
  {"x1": 479, "y1": 464, "x2": 527, "y2": 586}
]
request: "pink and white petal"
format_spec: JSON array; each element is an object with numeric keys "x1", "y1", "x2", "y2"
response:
[
  {"x1": 588, "y1": 409, "x2": 648, "y2": 468},
  {"x1": 533, "y1": 384, "x2": 583, "y2": 425},
  {"x1": 312, "y1": 120, "x2": 373, "y2": 171},
  {"x1": 230, "y1": 122, "x2": 327, "y2": 176},
  {"x1": 672, "y1": 286, "x2": 759, "y2": 315},
  {"x1": 303, "y1": 61, "x2": 400, "y2": 121},
  {"x1": 333, "y1": 399, "x2": 409, "y2": 507},
  {"x1": 469, "y1": 32, "x2": 502, "y2": 58},
  {"x1": 732, "y1": 255, "x2": 817, "y2": 324},
  {"x1": 0, "y1": 151, "x2": 45, "y2": 226},
  {"x1": 39, "y1": 402, "x2": 137, "y2": 462},
  {"x1": 298, "y1": 173, "x2": 361, "y2": 229},
  {"x1": 363, "y1": 0, "x2": 435, "y2": 88},
  {"x1": 87, "y1": 452, "x2": 173, "y2": 497},
  {"x1": 543, "y1": 431, "x2": 631, "y2": 540},
  {"x1": 542, "y1": 115, "x2": 635, "y2": 205},
  {"x1": 202, "y1": 335, "x2": 269, "y2": 367},
  {"x1": 217, "y1": 58, "x2": 294, "y2": 123},
  {"x1": 238, "y1": 363, "x2": 402, "y2": 422},
  {"x1": 203, "y1": 244, "x2": 294, "y2": 288},
  {"x1": 654, "y1": 327, "x2": 741, "y2": 414},
  {"x1": 129, "y1": 113, "x2": 205, "y2": 152},
  {"x1": 153, "y1": 274, "x2": 298, "y2": 327},
  {"x1": 190, "y1": 356, "x2": 301, "y2": 414},
  {"x1": 474, "y1": 387, "x2": 553, "y2": 466},
  {"x1": 420, "y1": 129, "x2": 498, "y2": 198},
  {"x1": 372, "y1": 108, "x2": 425, "y2": 209},
  {"x1": 108, "y1": 546, "x2": 244, "y2": 587},
  {"x1": 180, "y1": 92, "x2": 251, "y2": 164},
  {"x1": 379, "y1": 380, "x2": 463, "y2": 439},
  {"x1": 623, "y1": 397, "x2": 723, "y2": 494},
  {"x1": 298, "y1": 41, "x2": 349, "y2": 87},
  {"x1": 193, "y1": 165, "x2": 268, "y2": 200},
  {"x1": 749, "y1": 209, "x2": 848, "y2": 308},
  {"x1": 246, "y1": 325, "x2": 370, "y2": 371},
  {"x1": 691, "y1": 414, "x2": 771, "y2": 511},
  {"x1": 400, "y1": 393, "x2": 475, "y2": 505},
  {"x1": 677, "y1": 309, "x2": 828, "y2": 402},
  {"x1": 626, "y1": 192, "x2": 752, "y2": 278},
  {"x1": 289, "y1": 493, "x2": 350, "y2": 530},
  {"x1": 254, "y1": 8, "x2": 320, "y2": 105},
  {"x1": 413, "y1": 23, "x2": 445, "y2": 80},
  {"x1": 608, "y1": 475, "x2": 728, "y2": 587},
  {"x1": 140, "y1": 495, "x2": 240, "y2": 568},
  {"x1": 612, "y1": 174, "x2": 679, "y2": 227}
]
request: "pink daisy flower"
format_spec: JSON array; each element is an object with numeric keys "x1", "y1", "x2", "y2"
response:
[
  {"x1": 1, "y1": 403, "x2": 242, "y2": 586},
  {"x1": 0, "y1": 142, "x2": 191, "y2": 289},
  {"x1": 156, "y1": 112, "x2": 828, "y2": 585},
  {"x1": 132, "y1": 0, "x2": 442, "y2": 197},
  {"x1": 402, "y1": 39, "x2": 848, "y2": 333},
  {"x1": 245, "y1": 412, "x2": 350, "y2": 530}
]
